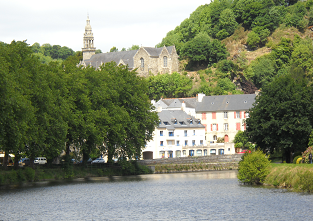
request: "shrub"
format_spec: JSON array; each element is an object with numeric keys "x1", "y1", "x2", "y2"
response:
[
  {"x1": 296, "y1": 157, "x2": 303, "y2": 164},
  {"x1": 237, "y1": 149, "x2": 271, "y2": 184},
  {"x1": 299, "y1": 170, "x2": 313, "y2": 192},
  {"x1": 302, "y1": 146, "x2": 313, "y2": 163},
  {"x1": 293, "y1": 155, "x2": 302, "y2": 164},
  {"x1": 24, "y1": 167, "x2": 35, "y2": 182}
]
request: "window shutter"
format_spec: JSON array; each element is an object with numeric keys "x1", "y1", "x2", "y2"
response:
[
  {"x1": 234, "y1": 112, "x2": 236, "y2": 119},
  {"x1": 216, "y1": 124, "x2": 218, "y2": 131},
  {"x1": 212, "y1": 112, "x2": 216, "y2": 119},
  {"x1": 244, "y1": 111, "x2": 246, "y2": 119},
  {"x1": 202, "y1": 112, "x2": 206, "y2": 120},
  {"x1": 211, "y1": 124, "x2": 213, "y2": 131},
  {"x1": 244, "y1": 123, "x2": 246, "y2": 130},
  {"x1": 236, "y1": 122, "x2": 240, "y2": 130},
  {"x1": 204, "y1": 124, "x2": 207, "y2": 131},
  {"x1": 240, "y1": 111, "x2": 242, "y2": 119}
]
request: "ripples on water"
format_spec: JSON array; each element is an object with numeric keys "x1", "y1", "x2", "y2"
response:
[{"x1": 1, "y1": 171, "x2": 313, "y2": 221}]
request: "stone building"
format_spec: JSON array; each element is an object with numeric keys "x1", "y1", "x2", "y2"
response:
[{"x1": 80, "y1": 16, "x2": 179, "y2": 76}]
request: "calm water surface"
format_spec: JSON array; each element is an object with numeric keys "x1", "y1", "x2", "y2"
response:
[{"x1": 0, "y1": 171, "x2": 312, "y2": 221}]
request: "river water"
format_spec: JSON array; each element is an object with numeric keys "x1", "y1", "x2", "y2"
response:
[{"x1": 0, "y1": 171, "x2": 313, "y2": 221}]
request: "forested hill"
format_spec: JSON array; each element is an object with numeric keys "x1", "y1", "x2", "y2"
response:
[{"x1": 149, "y1": 0, "x2": 313, "y2": 99}]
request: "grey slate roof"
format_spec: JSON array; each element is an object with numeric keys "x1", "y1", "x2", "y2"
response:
[
  {"x1": 154, "y1": 97, "x2": 197, "y2": 110},
  {"x1": 84, "y1": 50, "x2": 138, "y2": 69},
  {"x1": 195, "y1": 94, "x2": 256, "y2": 112},
  {"x1": 84, "y1": 46, "x2": 175, "y2": 69},
  {"x1": 157, "y1": 110, "x2": 204, "y2": 129}
]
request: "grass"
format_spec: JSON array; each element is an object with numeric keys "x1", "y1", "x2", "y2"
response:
[{"x1": 264, "y1": 163, "x2": 313, "y2": 192}]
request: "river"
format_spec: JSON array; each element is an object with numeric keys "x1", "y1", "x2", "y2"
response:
[{"x1": 0, "y1": 171, "x2": 312, "y2": 220}]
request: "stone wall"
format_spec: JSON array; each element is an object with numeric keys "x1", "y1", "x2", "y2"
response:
[{"x1": 138, "y1": 154, "x2": 242, "y2": 166}]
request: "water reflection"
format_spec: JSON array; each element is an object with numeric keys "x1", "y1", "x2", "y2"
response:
[{"x1": 0, "y1": 170, "x2": 313, "y2": 221}]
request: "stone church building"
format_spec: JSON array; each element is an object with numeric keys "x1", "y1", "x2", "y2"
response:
[{"x1": 80, "y1": 16, "x2": 179, "y2": 77}]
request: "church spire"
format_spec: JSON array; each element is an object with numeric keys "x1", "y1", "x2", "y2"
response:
[{"x1": 82, "y1": 15, "x2": 96, "y2": 61}]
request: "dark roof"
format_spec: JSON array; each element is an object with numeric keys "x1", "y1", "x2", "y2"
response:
[
  {"x1": 154, "y1": 97, "x2": 196, "y2": 109},
  {"x1": 84, "y1": 50, "x2": 138, "y2": 69},
  {"x1": 84, "y1": 46, "x2": 174, "y2": 69},
  {"x1": 157, "y1": 110, "x2": 204, "y2": 129},
  {"x1": 196, "y1": 94, "x2": 256, "y2": 112}
]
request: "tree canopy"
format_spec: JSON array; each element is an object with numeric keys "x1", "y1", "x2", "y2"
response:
[
  {"x1": 0, "y1": 41, "x2": 158, "y2": 167},
  {"x1": 246, "y1": 72, "x2": 313, "y2": 163}
]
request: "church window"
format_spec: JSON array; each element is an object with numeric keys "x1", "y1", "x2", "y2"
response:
[
  {"x1": 140, "y1": 58, "x2": 144, "y2": 68},
  {"x1": 163, "y1": 56, "x2": 167, "y2": 67}
]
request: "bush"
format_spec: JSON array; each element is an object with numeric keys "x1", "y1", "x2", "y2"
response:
[
  {"x1": 237, "y1": 149, "x2": 271, "y2": 184},
  {"x1": 299, "y1": 170, "x2": 313, "y2": 192},
  {"x1": 24, "y1": 167, "x2": 35, "y2": 182},
  {"x1": 302, "y1": 146, "x2": 313, "y2": 163},
  {"x1": 293, "y1": 155, "x2": 302, "y2": 164}
]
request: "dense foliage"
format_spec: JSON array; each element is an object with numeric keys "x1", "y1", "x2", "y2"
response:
[
  {"x1": 0, "y1": 41, "x2": 158, "y2": 168},
  {"x1": 246, "y1": 73, "x2": 313, "y2": 163},
  {"x1": 238, "y1": 149, "x2": 271, "y2": 184}
]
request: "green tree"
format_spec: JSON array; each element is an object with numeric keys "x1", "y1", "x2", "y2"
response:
[
  {"x1": 127, "y1": 45, "x2": 140, "y2": 51},
  {"x1": 246, "y1": 73, "x2": 313, "y2": 163},
  {"x1": 237, "y1": 149, "x2": 271, "y2": 184},
  {"x1": 219, "y1": 8, "x2": 238, "y2": 37},
  {"x1": 233, "y1": 131, "x2": 251, "y2": 149},
  {"x1": 247, "y1": 31, "x2": 260, "y2": 49},
  {"x1": 110, "y1": 46, "x2": 118, "y2": 52}
]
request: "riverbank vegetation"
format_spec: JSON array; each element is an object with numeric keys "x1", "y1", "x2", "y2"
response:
[
  {"x1": 265, "y1": 163, "x2": 313, "y2": 193},
  {"x1": 0, "y1": 161, "x2": 152, "y2": 186}
]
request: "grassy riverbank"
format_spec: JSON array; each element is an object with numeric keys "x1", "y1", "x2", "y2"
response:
[
  {"x1": 0, "y1": 161, "x2": 153, "y2": 187},
  {"x1": 264, "y1": 163, "x2": 313, "y2": 192}
]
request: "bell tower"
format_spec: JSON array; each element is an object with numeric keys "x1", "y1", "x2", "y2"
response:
[{"x1": 82, "y1": 15, "x2": 96, "y2": 61}]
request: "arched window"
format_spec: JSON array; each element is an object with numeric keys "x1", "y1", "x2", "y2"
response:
[
  {"x1": 213, "y1": 135, "x2": 217, "y2": 141},
  {"x1": 163, "y1": 56, "x2": 167, "y2": 67},
  {"x1": 140, "y1": 58, "x2": 144, "y2": 68}
]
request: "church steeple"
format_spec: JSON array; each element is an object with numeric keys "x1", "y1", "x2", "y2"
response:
[{"x1": 82, "y1": 15, "x2": 96, "y2": 61}]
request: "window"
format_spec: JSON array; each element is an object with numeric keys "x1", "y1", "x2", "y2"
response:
[
  {"x1": 168, "y1": 151, "x2": 173, "y2": 158},
  {"x1": 212, "y1": 112, "x2": 216, "y2": 119},
  {"x1": 219, "y1": 149, "x2": 224, "y2": 155},
  {"x1": 225, "y1": 135, "x2": 229, "y2": 143},
  {"x1": 212, "y1": 123, "x2": 217, "y2": 131},
  {"x1": 179, "y1": 121, "x2": 185, "y2": 125},
  {"x1": 184, "y1": 130, "x2": 187, "y2": 137},
  {"x1": 163, "y1": 56, "x2": 167, "y2": 67},
  {"x1": 236, "y1": 122, "x2": 241, "y2": 130},
  {"x1": 164, "y1": 121, "x2": 169, "y2": 125},
  {"x1": 183, "y1": 150, "x2": 186, "y2": 156},
  {"x1": 236, "y1": 111, "x2": 240, "y2": 119},
  {"x1": 210, "y1": 149, "x2": 216, "y2": 155},
  {"x1": 176, "y1": 140, "x2": 180, "y2": 146},
  {"x1": 192, "y1": 140, "x2": 195, "y2": 146},
  {"x1": 160, "y1": 131, "x2": 163, "y2": 136},
  {"x1": 185, "y1": 140, "x2": 188, "y2": 146},
  {"x1": 189, "y1": 150, "x2": 194, "y2": 156},
  {"x1": 213, "y1": 135, "x2": 217, "y2": 141},
  {"x1": 245, "y1": 112, "x2": 250, "y2": 118},
  {"x1": 200, "y1": 140, "x2": 203, "y2": 145},
  {"x1": 160, "y1": 141, "x2": 163, "y2": 146},
  {"x1": 196, "y1": 150, "x2": 202, "y2": 156},
  {"x1": 190, "y1": 119, "x2": 193, "y2": 124},
  {"x1": 193, "y1": 130, "x2": 195, "y2": 135},
  {"x1": 140, "y1": 58, "x2": 144, "y2": 68},
  {"x1": 174, "y1": 119, "x2": 177, "y2": 124},
  {"x1": 176, "y1": 150, "x2": 181, "y2": 157},
  {"x1": 224, "y1": 123, "x2": 228, "y2": 131},
  {"x1": 167, "y1": 140, "x2": 173, "y2": 145},
  {"x1": 169, "y1": 131, "x2": 174, "y2": 137},
  {"x1": 224, "y1": 112, "x2": 228, "y2": 119},
  {"x1": 228, "y1": 148, "x2": 230, "y2": 151},
  {"x1": 202, "y1": 112, "x2": 206, "y2": 120}
]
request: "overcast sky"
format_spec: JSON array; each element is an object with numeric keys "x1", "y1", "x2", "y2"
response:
[{"x1": 1, "y1": 0, "x2": 209, "y2": 53}]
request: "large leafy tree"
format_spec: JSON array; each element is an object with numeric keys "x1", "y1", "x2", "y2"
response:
[{"x1": 246, "y1": 72, "x2": 313, "y2": 163}]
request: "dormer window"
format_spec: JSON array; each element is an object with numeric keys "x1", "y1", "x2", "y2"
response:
[
  {"x1": 179, "y1": 121, "x2": 185, "y2": 125},
  {"x1": 190, "y1": 119, "x2": 193, "y2": 124},
  {"x1": 163, "y1": 121, "x2": 169, "y2": 125}
]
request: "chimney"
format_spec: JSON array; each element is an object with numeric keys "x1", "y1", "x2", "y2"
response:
[
  {"x1": 197, "y1": 93, "x2": 205, "y2": 102},
  {"x1": 157, "y1": 106, "x2": 162, "y2": 112},
  {"x1": 181, "y1": 101, "x2": 186, "y2": 111}
]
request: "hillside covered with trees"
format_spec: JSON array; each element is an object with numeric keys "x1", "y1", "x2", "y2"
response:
[{"x1": 149, "y1": 0, "x2": 313, "y2": 99}]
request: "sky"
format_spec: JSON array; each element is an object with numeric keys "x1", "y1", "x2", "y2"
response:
[{"x1": 1, "y1": 0, "x2": 209, "y2": 53}]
